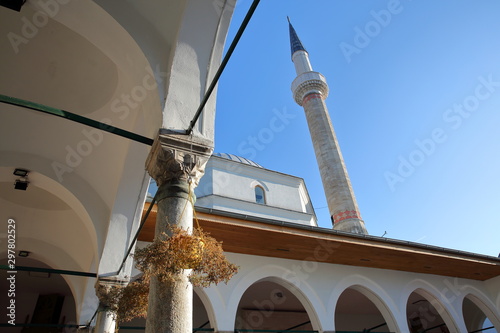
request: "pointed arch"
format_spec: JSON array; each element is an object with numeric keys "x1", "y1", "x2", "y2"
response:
[
  {"x1": 402, "y1": 280, "x2": 463, "y2": 333},
  {"x1": 194, "y1": 287, "x2": 218, "y2": 331},
  {"x1": 329, "y1": 274, "x2": 401, "y2": 332},
  {"x1": 235, "y1": 277, "x2": 321, "y2": 332},
  {"x1": 463, "y1": 292, "x2": 500, "y2": 332},
  {"x1": 250, "y1": 179, "x2": 269, "y2": 192},
  {"x1": 254, "y1": 185, "x2": 266, "y2": 204},
  {"x1": 225, "y1": 264, "x2": 325, "y2": 332},
  {"x1": 0, "y1": 257, "x2": 77, "y2": 327}
]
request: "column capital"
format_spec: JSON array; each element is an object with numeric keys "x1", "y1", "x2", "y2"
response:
[
  {"x1": 95, "y1": 277, "x2": 128, "y2": 309},
  {"x1": 146, "y1": 130, "x2": 213, "y2": 187},
  {"x1": 95, "y1": 276, "x2": 129, "y2": 288}
]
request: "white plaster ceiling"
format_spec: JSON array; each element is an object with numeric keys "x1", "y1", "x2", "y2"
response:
[
  {"x1": 0, "y1": 182, "x2": 69, "y2": 210},
  {"x1": 0, "y1": 5, "x2": 119, "y2": 115}
]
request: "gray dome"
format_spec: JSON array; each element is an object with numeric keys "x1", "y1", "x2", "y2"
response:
[{"x1": 212, "y1": 153, "x2": 263, "y2": 168}]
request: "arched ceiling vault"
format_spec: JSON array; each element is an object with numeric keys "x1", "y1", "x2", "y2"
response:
[{"x1": 0, "y1": 0, "x2": 162, "y2": 277}]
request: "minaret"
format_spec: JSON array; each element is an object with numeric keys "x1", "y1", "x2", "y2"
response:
[{"x1": 288, "y1": 18, "x2": 368, "y2": 235}]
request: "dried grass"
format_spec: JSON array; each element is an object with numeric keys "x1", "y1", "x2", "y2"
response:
[{"x1": 99, "y1": 226, "x2": 238, "y2": 324}]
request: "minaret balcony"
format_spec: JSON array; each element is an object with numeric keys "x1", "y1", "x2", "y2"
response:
[{"x1": 291, "y1": 71, "x2": 329, "y2": 105}]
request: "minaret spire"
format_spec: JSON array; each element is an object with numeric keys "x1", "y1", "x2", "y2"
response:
[
  {"x1": 288, "y1": 19, "x2": 368, "y2": 235},
  {"x1": 288, "y1": 17, "x2": 306, "y2": 56}
]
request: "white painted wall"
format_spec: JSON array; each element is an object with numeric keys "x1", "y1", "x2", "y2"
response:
[
  {"x1": 195, "y1": 156, "x2": 317, "y2": 226},
  {"x1": 160, "y1": 0, "x2": 236, "y2": 140},
  {"x1": 200, "y1": 252, "x2": 500, "y2": 333}
]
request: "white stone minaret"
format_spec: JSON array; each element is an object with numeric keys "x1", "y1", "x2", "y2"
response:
[{"x1": 289, "y1": 18, "x2": 368, "y2": 235}]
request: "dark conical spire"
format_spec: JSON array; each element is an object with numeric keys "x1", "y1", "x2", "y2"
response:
[{"x1": 288, "y1": 17, "x2": 306, "y2": 57}]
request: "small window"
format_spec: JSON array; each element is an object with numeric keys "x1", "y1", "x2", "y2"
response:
[{"x1": 255, "y1": 186, "x2": 266, "y2": 204}]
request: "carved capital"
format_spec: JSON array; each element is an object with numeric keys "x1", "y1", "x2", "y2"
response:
[
  {"x1": 95, "y1": 277, "x2": 128, "y2": 310},
  {"x1": 146, "y1": 130, "x2": 213, "y2": 187}
]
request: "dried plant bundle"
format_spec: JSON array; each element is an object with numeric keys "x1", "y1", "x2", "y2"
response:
[{"x1": 98, "y1": 225, "x2": 238, "y2": 324}]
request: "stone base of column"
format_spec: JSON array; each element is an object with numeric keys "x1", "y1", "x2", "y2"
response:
[{"x1": 333, "y1": 218, "x2": 368, "y2": 235}]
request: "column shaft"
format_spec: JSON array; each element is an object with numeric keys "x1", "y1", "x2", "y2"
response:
[
  {"x1": 94, "y1": 309, "x2": 116, "y2": 333},
  {"x1": 145, "y1": 181, "x2": 194, "y2": 333}
]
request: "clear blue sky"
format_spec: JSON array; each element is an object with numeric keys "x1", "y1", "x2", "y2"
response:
[{"x1": 214, "y1": 0, "x2": 500, "y2": 257}]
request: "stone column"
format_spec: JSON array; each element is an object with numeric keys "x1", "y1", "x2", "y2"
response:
[
  {"x1": 94, "y1": 278, "x2": 127, "y2": 333},
  {"x1": 94, "y1": 309, "x2": 116, "y2": 333},
  {"x1": 145, "y1": 130, "x2": 213, "y2": 333}
]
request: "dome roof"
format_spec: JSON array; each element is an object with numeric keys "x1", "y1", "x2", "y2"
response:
[{"x1": 212, "y1": 153, "x2": 263, "y2": 168}]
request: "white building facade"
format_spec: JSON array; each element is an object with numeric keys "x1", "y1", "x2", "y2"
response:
[
  {"x1": 195, "y1": 153, "x2": 317, "y2": 226},
  {"x1": 134, "y1": 154, "x2": 500, "y2": 333}
]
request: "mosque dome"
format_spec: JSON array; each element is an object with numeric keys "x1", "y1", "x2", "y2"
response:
[{"x1": 212, "y1": 153, "x2": 263, "y2": 168}]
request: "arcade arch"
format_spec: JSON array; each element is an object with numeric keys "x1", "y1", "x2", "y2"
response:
[
  {"x1": 0, "y1": 257, "x2": 77, "y2": 329},
  {"x1": 406, "y1": 288, "x2": 458, "y2": 333},
  {"x1": 463, "y1": 293, "x2": 499, "y2": 333},
  {"x1": 334, "y1": 286, "x2": 395, "y2": 332},
  {"x1": 235, "y1": 279, "x2": 315, "y2": 331}
]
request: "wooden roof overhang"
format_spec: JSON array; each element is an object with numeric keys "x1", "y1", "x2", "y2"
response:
[{"x1": 138, "y1": 204, "x2": 500, "y2": 281}]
